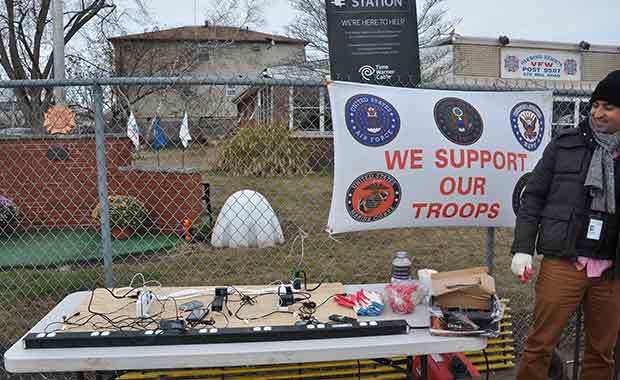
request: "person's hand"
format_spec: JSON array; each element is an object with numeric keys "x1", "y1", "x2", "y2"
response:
[{"x1": 511, "y1": 253, "x2": 534, "y2": 283}]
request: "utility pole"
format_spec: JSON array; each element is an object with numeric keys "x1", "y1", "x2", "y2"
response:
[
  {"x1": 194, "y1": 0, "x2": 197, "y2": 25},
  {"x1": 53, "y1": 0, "x2": 65, "y2": 103}
]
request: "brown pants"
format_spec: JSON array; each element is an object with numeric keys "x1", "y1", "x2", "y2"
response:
[{"x1": 517, "y1": 257, "x2": 620, "y2": 380}]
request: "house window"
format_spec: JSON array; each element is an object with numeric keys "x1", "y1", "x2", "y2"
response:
[
  {"x1": 198, "y1": 46, "x2": 209, "y2": 62},
  {"x1": 226, "y1": 85, "x2": 237, "y2": 97},
  {"x1": 258, "y1": 87, "x2": 273, "y2": 124},
  {"x1": 288, "y1": 86, "x2": 331, "y2": 132}
]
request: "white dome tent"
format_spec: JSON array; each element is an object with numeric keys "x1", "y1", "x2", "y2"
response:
[{"x1": 211, "y1": 190, "x2": 284, "y2": 248}]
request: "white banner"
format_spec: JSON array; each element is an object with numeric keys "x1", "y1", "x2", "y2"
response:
[
  {"x1": 500, "y1": 47, "x2": 581, "y2": 81},
  {"x1": 327, "y1": 81, "x2": 553, "y2": 234}
]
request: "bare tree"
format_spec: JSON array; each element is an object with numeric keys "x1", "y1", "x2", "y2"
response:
[
  {"x1": 204, "y1": 0, "x2": 266, "y2": 30},
  {"x1": 286, "y1": 0, "x2": 458, "y2": 80},
  {"x1": 0, "y1": 0, "x2": 150, "y2": 132}
]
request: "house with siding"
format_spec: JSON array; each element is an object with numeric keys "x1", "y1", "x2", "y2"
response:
[{"x1": 109, "y1": 24, "x2": 307, "y2": 143}]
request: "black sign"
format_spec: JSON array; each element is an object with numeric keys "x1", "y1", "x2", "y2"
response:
[{"x1": 325, "y1": 0, "x2": 420, "y2": 87}]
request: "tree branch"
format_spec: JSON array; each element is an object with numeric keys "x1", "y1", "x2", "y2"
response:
[
  {"x1": 16, "y1": 11, "x2": 36, "y2": 76},
  {"x1": 5, "y1": 0, "x2": 28, "y2": 78},
  {"x1": 33, "y1": 0, "x2": 51, "y2": 76}
]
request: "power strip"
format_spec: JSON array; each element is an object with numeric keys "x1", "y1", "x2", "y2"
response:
[{"x1": 25, "y1": 320, "x2": 409, "y2": 349}]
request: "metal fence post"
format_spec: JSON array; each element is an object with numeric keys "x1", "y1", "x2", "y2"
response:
[
  {"x1": 573, "y1": 306, "x2": 582, "y2": 380},
  {"x1": 93, "y1": 84, "x2": 115, "y2": 288},
  {"x1": 485, "y1": 227, "x2": 495, "y2": 275}
]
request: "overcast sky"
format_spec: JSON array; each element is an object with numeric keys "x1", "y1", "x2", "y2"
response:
[{"x1": 143, "y1": 0, "x2": 620, "y2": 46}]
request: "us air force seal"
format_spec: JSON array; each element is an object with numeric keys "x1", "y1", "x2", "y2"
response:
[
  {"x1": 345, "y1": 94, "x2": 400, "y2": 147},
  {"x1": 511, "y1": 102, "x2": 545, "y2": 151},
  {"x1": 512, "y1": 172, "x2": 531, "y2": 216},
  {"x1": 346, "y1": 171, "x2": 401, "y2": 223},
  {"x1": 433, "y1": 98, "x2": 484, "y2": 145}
]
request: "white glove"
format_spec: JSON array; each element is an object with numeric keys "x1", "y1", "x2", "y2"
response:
[{"x1": 511, "y1": 253, "x2": 533, "y2": 279}]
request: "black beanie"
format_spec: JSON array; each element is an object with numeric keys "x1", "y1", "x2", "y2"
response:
[{"x1": 591, "y1": 70, "x2": 620, "y2": 107}]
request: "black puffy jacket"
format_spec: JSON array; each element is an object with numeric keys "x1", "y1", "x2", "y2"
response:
[{"x1": 511, "y1": 120, "x2": 620, "y2": 266}]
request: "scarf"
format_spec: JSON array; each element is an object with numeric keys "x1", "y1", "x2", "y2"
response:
[{"x1": 585, "y1": 118, "x2": 620, "y2": 213}]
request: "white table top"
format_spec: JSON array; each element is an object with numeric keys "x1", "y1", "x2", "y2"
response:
[{"x1": 4, "y1": 285, "x2": 487, "y2": 373}]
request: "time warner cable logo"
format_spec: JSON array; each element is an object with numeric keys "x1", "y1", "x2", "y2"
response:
[
  {"x1": 359, "y1": 65, "x2": 376, "y2": 81},
  {"x1": 331, "y1": 0, "x2": 346, "y2": 7}
]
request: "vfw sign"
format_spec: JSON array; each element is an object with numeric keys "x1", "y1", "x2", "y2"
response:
[{"x1": 501, "y1": 47, "x2": 581, "y2": 81}]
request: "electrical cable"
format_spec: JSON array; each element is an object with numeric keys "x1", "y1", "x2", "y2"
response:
[
  {"x1": 128, "y1": 273, "x2": 146, "y2": 289},
  {"x1": 46, "y1": 274, "x2": 331, "y2": 335},
  {"x1": 230, "y1": 281, "x2": 284, "y2": 296},
  {"x1": 186, "y1": 301, "x2": 214, "y2": 328},
  {"x1": 56, "y1": 284, "x2": 173, "y2": 333},
  {"x1": 46, "y1": 272, "x2": 194, "y2": 334},
  {"x1": 86, "y1": 287, "x2": 168, "y2": 331},
  {"x1": 305, "y1": 276, "x2": 329, "y2": 292},
  {"x1": 228, "y1": 287, "x2": 257, "y2": 306},
  {"x1": 213, "y1": 310, "x2": 230, "y2": 328},
  {"x1": 166, "y1": 296, "x2": 180, "y2": 320},
  {"x1": 314, "y1": 294, "x2": 335, "y2": 310},
  {"x1": 297, "y1": 301, "x2": 317, "y2": 321},
  {"x1": 295, "y1": 270, "x2": 328, "y2": 292},
  {"x1": 234, "y1": 292, "x2": 295, "y2": 321},
  {"x1": 288, "y1": 227, "x2": 308, "y2": 268},
  {"x1": 128, "y1": 273, "x2": 162, "y2": 290},
  {"x1": 45, "y1": 287, "x2": 138, "y2": 333}
]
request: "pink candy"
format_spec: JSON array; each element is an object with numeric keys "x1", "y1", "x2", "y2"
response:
[{"x1": 385, "y1": 283, "x2": 418, "y2": 314}]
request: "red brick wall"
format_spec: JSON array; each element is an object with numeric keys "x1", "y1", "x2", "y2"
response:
[
  {"x1": 110, "y1": 169, "x2": 204, "y2": 233},
  {"x1": 0, "y1": 136, "x2": 204, "y2": 232}
]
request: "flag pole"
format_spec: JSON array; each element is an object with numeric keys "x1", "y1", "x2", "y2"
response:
[
  {"x1": 179, "y1": 111, "x2": 191, "y2": 169},
  {"x1": 182, "y1": 147, "x2": 185, "y2": 169}
]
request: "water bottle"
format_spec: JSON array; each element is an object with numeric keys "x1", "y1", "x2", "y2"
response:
[
  {"x1": 390, "y1": 251, "x2": 412, "y2": 283},
  {"x1": 387, "y1": 251, "x2": 415, "y2": 314}
]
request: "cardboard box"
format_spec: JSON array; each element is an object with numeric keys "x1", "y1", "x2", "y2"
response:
[{"x1": 431, "y1": 267, "x2": 496, "y2": 310}]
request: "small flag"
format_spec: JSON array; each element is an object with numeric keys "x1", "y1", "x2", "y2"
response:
[
  {"x1": 126, "y1": 111, "x2": 140, "y2": 149},
  {"x1": 179, "y1": 111, "x2": 192, "y2": 148},
  {"x1": 152, "y1": 115, "x2": 167, "y2": 150}
]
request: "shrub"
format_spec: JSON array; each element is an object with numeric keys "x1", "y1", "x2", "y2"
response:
[
  {"x1": 91, "y1": 195, "x2": 147, "y2": 230},
  {"x1": 0, "y1": 196, "x2": 17, "y2": 236},
  {"x1": 217, "y1": 123, "x2": 312, "y2": 176}
]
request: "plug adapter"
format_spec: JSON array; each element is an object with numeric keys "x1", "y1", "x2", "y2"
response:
[
  {"x1": 136, "y1": 289, "x2": 158, "y2": 318},
  {"x1": 159, "y1": 319, "x2": 187, "y2": 331},
  {"x1": 292, "y1": 271, "x2": 302, "y2": 290},
  {"x1": 211, "y1": 287, "x2": 228, "y2": 312},
  {"x1": 278, "y1": 285, "x2": 295, "y2": 307}
]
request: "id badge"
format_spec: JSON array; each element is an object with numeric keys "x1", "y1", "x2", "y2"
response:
[{"x1": 586, "y1": 218, "x2": 603, "y2": 240}]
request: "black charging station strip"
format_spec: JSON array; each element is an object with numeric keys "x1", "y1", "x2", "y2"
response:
[{"x1": 24, "y1": 320, "x2": 409, "y2": 349}]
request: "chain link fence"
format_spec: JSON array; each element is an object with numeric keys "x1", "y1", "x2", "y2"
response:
[{"x1": 0, "y1": 75, "x2": 592, "y2": 379}]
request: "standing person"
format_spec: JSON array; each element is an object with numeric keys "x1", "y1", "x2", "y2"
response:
[{"x1": 511, "y1": 70, "x2": 620, "y2": 380}]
